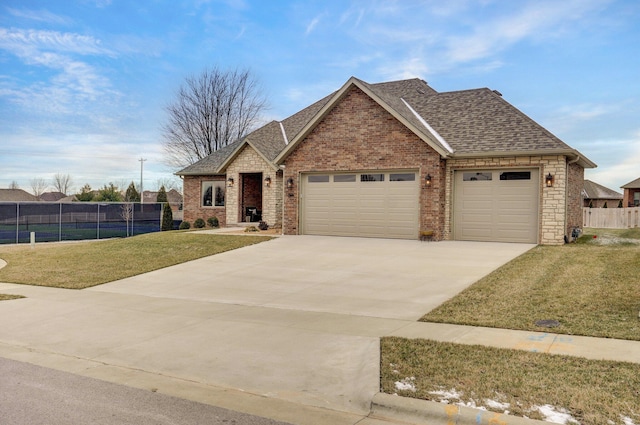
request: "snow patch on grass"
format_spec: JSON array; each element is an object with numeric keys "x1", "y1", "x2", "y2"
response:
[
  {"x1": 394, "y1": 377, "x2": 416, "y2": 392},
  {"x1": 532, "y1": 405, "x2": 579, "y2": 424}
]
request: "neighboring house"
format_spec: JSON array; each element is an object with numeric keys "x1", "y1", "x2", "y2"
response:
[
  {"x1": 0, "y1": 189, "x2": 38, "y2": 202},
  {"x1": 40, "y1": 192, "x2": 67, "y2": 202},
  {"x1": 142, "y1": 189, "x2": 183, "y2": 206},
  {"x1": 621, "y1": 177, "x2": 640, "y2": 207},
  {"x1": 177, "y1": 77, "x2": 596, "y2": 245},
  {"x1": 582, "y1": 180, "x2": 623, "y2": 208}
]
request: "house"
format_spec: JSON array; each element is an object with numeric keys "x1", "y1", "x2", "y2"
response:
[
  {"x1": 0, "y1": 189, "x2": 38, "y2": 202},
  {"x1": 177, "y1": 77, "x2": 596, "y2": 245},
  {"x1": 582, "y1": 180, "x2": 623, "y2": 208},
  {"x1": 141, "y1": 189, "x2": 183, "y2": 206},
  {"x1": 621, "y1": 177, "x2": 640, "y2": 207},
  {"x1": 40, "y1": 191, "x2": 67, "y2": 202}
]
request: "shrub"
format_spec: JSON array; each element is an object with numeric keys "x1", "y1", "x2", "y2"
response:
[
  {"x1": 194, "y1": 218, "x2": 206, "y2": 228},
  {"x1": 244, "y1": 226, "x2": 259, "y2": 232},
  {"x1": 179, "y1": 221, "x2": 191, "y2": 230},
  {"x1": 161, "y1": 203, "x2": 174, "y2": 231},
  {"x1": 258, "y1": 221, "x2": 268, "y2": 231},
  {"x1": 207, "y1": 217, "x2": 219, "y2": 228}
]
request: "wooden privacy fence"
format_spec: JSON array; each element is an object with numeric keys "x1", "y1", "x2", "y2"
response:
[{"x1": 583, "y1": 207, "x2": 640, "y2": 229}]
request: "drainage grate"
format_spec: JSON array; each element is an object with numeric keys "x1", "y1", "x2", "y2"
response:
[{"x1": 535, "y1": 319, "x2": 560, "y2": 328}]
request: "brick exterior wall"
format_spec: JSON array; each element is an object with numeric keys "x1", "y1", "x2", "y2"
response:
[
  {"x1": 226, "y1": 145, "x2": 281, "y2": 227},
  {"x1": 566, "y1": 161, "x2": 584, "y2": 237},
  {"x1": 182, "y1": 175, "x2": 227, "y2": 226},
  {"x1": 282, "y1": 86, "x2": 445, "y2": 239},
  {"x1": 445, "y1": 155, "x2": 583, "y2": 245}
]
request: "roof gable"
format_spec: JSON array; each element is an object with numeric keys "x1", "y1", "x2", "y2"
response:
[
  {"x1": 275, "y1": 77, "x2": 453, "y2": 163},
  {"x1": 621, "y1": 177, "x2": 640, "y2": 189}
]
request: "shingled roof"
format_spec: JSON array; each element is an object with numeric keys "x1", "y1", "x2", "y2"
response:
[
  {"x1": 621, "y1": 177, "x2": 640, "y2": 189},
  {"x1": 177, "y1": 76, "x2": 595, "y2": 176},
  {"x1": 582, "y1": 180, "x2": 622, "y2": 200}
]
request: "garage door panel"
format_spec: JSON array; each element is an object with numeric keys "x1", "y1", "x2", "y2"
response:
[
  {"x1": 302, "y1": 171, "x2": 418, "y2": 239},
  {"x1": 454, "y1": 169, "x2": 539, "y2": 243}
]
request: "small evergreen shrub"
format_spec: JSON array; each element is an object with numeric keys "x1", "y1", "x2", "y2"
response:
[
  {"x1": 207, "y1": 217, "x2": 219, "y2": 228},
  {"x1": 179, "y1": 221, "x2": 191, "y2": 230},
  {"x1": 194, "y1": 218, "x2": 206, "y2": 228},
  {"x1": 258, "y1": 221, "x2": 268, "y2": 231},
  {"x1": 161, "y1": 203, "x2": 173, "y2": 231}
]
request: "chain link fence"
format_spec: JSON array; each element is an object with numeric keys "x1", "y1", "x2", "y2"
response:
[{"x1": 0, "y1": 202, "x2": 167, "y2": 244}]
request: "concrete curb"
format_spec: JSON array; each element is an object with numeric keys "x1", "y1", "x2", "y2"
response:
[{"x1": 370, "y1": 393, "x2": 549, "y2": 425}]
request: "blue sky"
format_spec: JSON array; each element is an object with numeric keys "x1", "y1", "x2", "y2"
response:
[{"x1": 1, "y1": 0, "x2": 639, "y2": 194}]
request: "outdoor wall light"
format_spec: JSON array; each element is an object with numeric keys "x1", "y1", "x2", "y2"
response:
[
  {"x1": 545, "y1": 173, "x2": 554, "y2": 188},
  {"x1": 264, "y1": 176, "x2": 271, "y2": 187},
  {"x1": 227, "y1": 177, "x2": 234, "y2": 187},
  {"x1": 286, "y1": 177, "x2": 294, "y2": 190},
  {"x1": 425, "y1": 174, "x2": 432, "y2": 187}
]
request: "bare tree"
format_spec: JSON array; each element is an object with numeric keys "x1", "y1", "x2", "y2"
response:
[
  {"x1": 52, "y1": 173, "x2": 73, "y2": 195},
  {"x1": 9, "y1": 181, "x2": 19, "y2": 189},
  {"x1": 30, "y1": 178, "x2": 48, "y2": 199},
  {"x1": 162, "y1": 67, "x2": 268, "y2": 169}
]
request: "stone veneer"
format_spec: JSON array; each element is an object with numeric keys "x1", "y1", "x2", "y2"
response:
[
  {"x1": 226, "y1": 145, "x2": 282, "y2": 227},
  {"x1": 282, "y1": 86, "x2": 445, "y2": 239}
]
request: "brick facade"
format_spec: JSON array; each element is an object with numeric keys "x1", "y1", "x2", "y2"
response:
[
  {"x1": 182, "y1": 175, "x2": 227, "y2": 226},
  {"x1": 282, "y1": 86, "x2": 445, "y2": 239},
  {"x1": 566, "y1": 161, "x2": 584, "y2": 237}
]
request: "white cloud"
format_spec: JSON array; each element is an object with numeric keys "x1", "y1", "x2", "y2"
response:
[
  {"x1": 305, "y1": 14, "x2": 324, "y2": 35},
  {"x1": 0, "y1": 28, "x2": 114, "y2": 57},
  {"x1": 444, "y1": 0, "x2": 612, "y2": 65},
  {"x1": 6, "y1": 8, "x2": 72, "y2": 26},
  {"x1": 584, "y1": 131, "x2": 640, "y2": 189}
]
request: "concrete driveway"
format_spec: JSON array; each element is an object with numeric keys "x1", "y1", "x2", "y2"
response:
[{"x1": 0, "y1": 236, "x2": 534, "y2": 421}]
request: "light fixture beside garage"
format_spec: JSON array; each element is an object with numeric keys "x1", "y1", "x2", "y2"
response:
[
  {"x1": 264, "y1": 176, "x2": 271, "y2": 187},
  {"x1": 425, "y1": 174, "x2": 432, "y2": 187},
  {"x1": 227, "y1": 177, "x2": 234, "y2": 187},
  {"x1": 545, "y1": 173, "x2": 554, "y2": 188},
  {"x1": 286, "y1": 177, "x2": 294, "y2": 190}
]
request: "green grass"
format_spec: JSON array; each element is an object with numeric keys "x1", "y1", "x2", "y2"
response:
[
  {"x1": 381, "y1": 338, "x2": 640, "y2": 425},
  {"x1": 0, "y1": 294, "x2": 24, "y2": 301},
  {"x1": 0, "y1": 231, "x2": 272, "y2": 289},
  {"x1": 421, "y1": 228, "x2": 640, "y2": 340}
]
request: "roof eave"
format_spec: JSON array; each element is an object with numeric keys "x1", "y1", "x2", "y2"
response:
[{"x1": 451, "y1": 149, "x2": 597, "y2": 169}]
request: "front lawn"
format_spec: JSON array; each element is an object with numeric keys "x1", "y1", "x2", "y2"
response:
[
  {"x1": 0, "y1": 231, "x2": 272, "y2": 289},
  {"x1": 421, "y1": 228, "x2": 640, "y2": 340},
  {"x1": 381, "y1": 228, "x2": 640, "y2": 424},
  {"x1": 381, "y1": 338, "x2": 640, "y2": 425}
]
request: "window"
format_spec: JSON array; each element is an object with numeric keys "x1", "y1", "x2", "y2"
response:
[
  {"x1": 308, "y1": 175, "x2": 330, "y2": 183},
  {"x1": 390, "y1": 173, "x2": 416, "y2": 182},
  {"x1": 202, "y1": 181, "x2": 225, "y2": 207},
  {"x1": 463, "y1": 172, "x2": 492, "y2": 181},
  {"x1": 334, "y1": 174, "x2": 356, "y2": 182},
  {"x1": 634, "y1": 192, "x2": 640, "y2": 206},
  {"x1": 500, "y1": 171, "x2": 531, "y2": 181},
  {"x1": 361, "y1": 173, "x2": 384, "y2": 182}
]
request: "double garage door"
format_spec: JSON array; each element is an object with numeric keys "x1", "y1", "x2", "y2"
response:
[
  {"x1": 300, "y1": 168, "x2": 540, "y2": 243},
  {"x1": 301, "y1": 171, "x2": 419, "y2": 239},
  {"x1": 454, "y1": 169, "x2": 539, "y2": 243}
]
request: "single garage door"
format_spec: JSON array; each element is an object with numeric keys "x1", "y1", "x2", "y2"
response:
[
  {"x1": 454, "y1": 169, "x2": 539, "y2": 243},
  {"x1": 302, "y1": 171, "x2": 419, "y2": 239}
]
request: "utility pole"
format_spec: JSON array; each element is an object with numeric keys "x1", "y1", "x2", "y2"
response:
[{"x1": 139, "y1": 158, "x2": 146, "y2": 204}]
